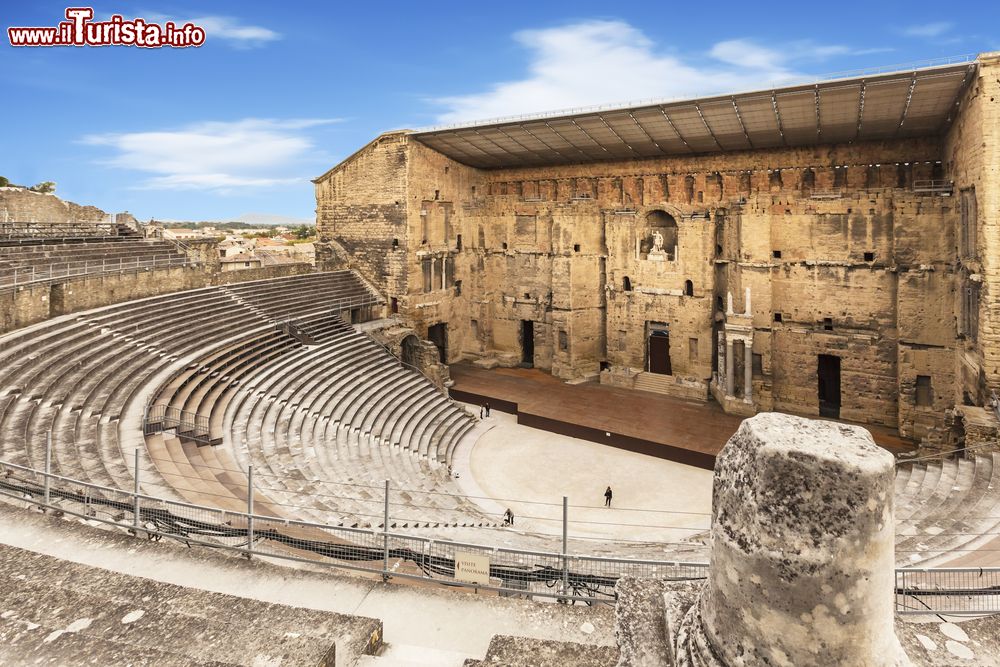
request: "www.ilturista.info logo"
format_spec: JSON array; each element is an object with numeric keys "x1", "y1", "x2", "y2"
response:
[{"x1": 8, "y1": 8, "x2": 206, "y2": 48}]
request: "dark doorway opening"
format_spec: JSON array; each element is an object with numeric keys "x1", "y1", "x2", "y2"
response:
[
  {"x1": 521, "y1": 320, "x2": 535, "y2": 367},
  {"x1": 648, "y1": 329, "x2": 672, "y2": 375},
  {"x1": 818, "y1": 354, "x2": 841, "y2": 418},
  {"x1": 401, "y1": 334, "x2": 420, "y2": 368},
  {"x1": 427, "y1": 323, "x2": 447, "y2": 363}
]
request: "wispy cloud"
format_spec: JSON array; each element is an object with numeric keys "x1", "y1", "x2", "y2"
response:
[
  {"x1": 81, "y1": 118, "x2": 339, "y2": 193},
  {"x1": 432, "y1": 21, "x2": 890, "y2": 124},
  {"x1": 900, "y1": 22, "x2": 954, "y2": 38},
  {"x1": 139, "y1": 12, "x2": 281, "y2": 48}
]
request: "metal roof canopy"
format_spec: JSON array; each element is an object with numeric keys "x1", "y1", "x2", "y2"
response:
[{"x1": 411, "y1": 61, "x2": 976, "y2": 169}]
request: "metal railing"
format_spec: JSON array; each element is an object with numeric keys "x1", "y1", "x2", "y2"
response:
[
  {"x1": 143, "y1": 404, "x2": 217, "y2": 445},
  {"x1": 0, "y1": 254, "x2": 197, "y2": 292},
  {"x1": 0, "y1": 220, "x2": 120, "y2": 239},
  {"x1": 0, "y1": 456, "x2": 707, "y2": 605},
  {"x1": 896, "y1": 567, "x2": 1000, "y2": 615},
  {"x1": 2, "y1": 453, "x2": 999, "y2": 612},
  {"x1": 912, "y1": 179, "x2": 954, "y2": 195}
]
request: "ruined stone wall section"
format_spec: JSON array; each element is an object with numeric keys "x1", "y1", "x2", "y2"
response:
[
  {"x1": 944, "y1": 53, "x2": 1000, "y2": 404},
  {"x1": 0, "y1": 188, "x2": 107, "y2": 223},
  {"x1": 314, "y1": 133, "x2": 410, "y2": 296}
]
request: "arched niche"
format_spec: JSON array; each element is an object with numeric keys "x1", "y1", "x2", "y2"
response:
[{"x1": 641, "y1": 210, "x2": 678, "y2": 261}]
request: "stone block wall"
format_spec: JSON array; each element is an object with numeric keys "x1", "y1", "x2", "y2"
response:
[
  {"x1": 315, "y1": 55, "x2": 1000, "y2": 441},
  {"x1": 0, "y1": 187, "x2": 107, "y2": 224}
]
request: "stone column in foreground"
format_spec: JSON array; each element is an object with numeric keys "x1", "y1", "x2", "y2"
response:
[{"x1": 678, "y1": 412, "x2": 911, "y2": 666}]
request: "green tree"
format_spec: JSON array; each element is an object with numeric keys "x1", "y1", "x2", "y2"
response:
[
  {"x1": 293, "y1": 224, "x2": 314, "y2": 240},
  {"x1": 0, "y1": 176, "x2": 9, "y2": 187},
  {"x1": 30, "y1": 181, "x2": 55, "y2": 193}
]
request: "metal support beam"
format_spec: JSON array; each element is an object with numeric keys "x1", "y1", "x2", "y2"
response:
[
  {"x1": 383, "y1": 479, "x2": 391, "y2": 582},
  {"x1": 518, "y1": 124, "x2": 571, "y2": 162},
  {"x1": 731, "y1": 98, "x2": 754, "y2": 149},
  {"x1": 569, "y1": 119, "x2": 609, "y2": 156},
  {"x1": 595, "y1": 114, "x2": 640, "y2": 156},
  {"x1": 895, "y1": 73, "x2": 919, "y2": 136},
  {"x1": 246, "y1": 465, "x2": 254, "y2": 559},
  {"x1": 133, "y1": 448, "x2": 141, "y2": 532},
  {"x1": 855, "y1": 80, "x2": 867, "y2": 139},
  {"x1": 694, "y1": 104, "x2": 723, "y2": 151},
  {"x1": 771, "y1": 92, "x2": 786, "y2": 145},
  {"x1": 813, "y1": 86, "x2": 823, "y2": 141},
  {"x1": 658, "y1": 107, "x2": 693, "y2": 152},
  {"x1": 543, "y1": 122, "x2": 591, "y2": 161},
  {"x1": 627, "y1": 111, "x2": 666, "y2": 154}
]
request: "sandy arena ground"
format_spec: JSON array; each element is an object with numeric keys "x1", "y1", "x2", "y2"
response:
[{"x1": 464, "y1": 407, "x2": 713, "y2": 545}]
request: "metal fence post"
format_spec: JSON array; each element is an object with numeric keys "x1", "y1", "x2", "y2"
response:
[
  {"x1": 43, "y1": 431, "x2": 52, "y2": 509},
  {"x1": 562, "y1": 496, "x2": 570, "y2": 599},
  {"x1": 382, "y1": 479, "x2": 390, "y2": 581},
  {"x1": 246, "y1": 465, "x2": 254, "y2": 558},
  {"x1": 133, "y1": 448, "x2": 141, "y2": 531}
]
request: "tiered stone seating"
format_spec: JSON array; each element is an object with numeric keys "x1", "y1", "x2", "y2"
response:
[
  {"x1": 144, "y1": 303, "x2": 488, "y2": 529},
  {"x1": 0, "y1": 540, "x2": 381, "y2": 666},
  {"x1": 0, "y1": 272, "x2": 378, "y2": 512},
  {"x1": 0, "y1": 228, "x2": 191, "y2": 289},
  {"x1": 894, "y1": 452, "x2": 1000, "y2": 566}
]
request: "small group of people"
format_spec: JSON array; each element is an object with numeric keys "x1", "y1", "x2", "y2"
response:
[{"x1": 479, "y1": 402, "x2": 491, "y2": 418}]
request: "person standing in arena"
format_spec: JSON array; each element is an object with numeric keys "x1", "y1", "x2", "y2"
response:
[{"x1": 604, "y1": 486, "x2": 613, "y2": 507}]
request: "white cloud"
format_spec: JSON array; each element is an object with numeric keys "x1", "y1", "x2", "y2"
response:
[
  {"x1": 900, "y1": 22, "x2": 954, "y2": 38},
  {"x1": 432, "y1": 21, "x2": 892, "y2": 125},
  {"x1": 192, "y1": 15, "x2": 281, "y2": 46},
  {"x1": 81, "y1": 118, "x2": 338, "y2": 193},
  {"x1": 138, "y1": 12, "x2": 280, "y2": 47}
]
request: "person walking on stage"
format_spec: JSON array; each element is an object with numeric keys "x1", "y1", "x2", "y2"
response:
[
  {"x1": 604, "y1": 486, "x2": 613, "y2": 507},
  {"x1": 484, "y1": 402, "x2": 491, "y2": 418},
  {"x1": 503, "y1": 508, "x2": 514, "y2": 526}
]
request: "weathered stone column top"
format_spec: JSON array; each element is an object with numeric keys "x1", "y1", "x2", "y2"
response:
[{"x1": 713, "y1": 412, "x2": 895, "y2": 561}]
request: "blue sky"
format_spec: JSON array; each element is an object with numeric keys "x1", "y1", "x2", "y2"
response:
[{"x1": 1, "y1": 1, "x2": 996, "y2": 221}]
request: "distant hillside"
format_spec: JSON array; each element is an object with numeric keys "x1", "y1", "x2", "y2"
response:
[{"x1": 237, "y1": 213, "x2": 313, "y2": 226}]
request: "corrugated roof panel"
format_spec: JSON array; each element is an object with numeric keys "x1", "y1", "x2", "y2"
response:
[{"x1": 406, "y1": 61, "x2": 975, "y2": 167}]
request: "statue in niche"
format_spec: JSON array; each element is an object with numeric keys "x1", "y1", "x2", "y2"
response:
[
  {"x1": 651, "y1": 229, "x2": 664, "y2": 253},
  {"x1": 647, "y1": 228, "x2": 667, "y2": 261}
]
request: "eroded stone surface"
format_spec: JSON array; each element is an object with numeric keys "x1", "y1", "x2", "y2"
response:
[{"x1": 683, "y1": 413, "x2": 910, "y2": 666}]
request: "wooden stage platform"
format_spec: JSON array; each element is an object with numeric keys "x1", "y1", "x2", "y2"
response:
[{"x1": 448, "y1": 364, "x2": 913, "y2": 470}]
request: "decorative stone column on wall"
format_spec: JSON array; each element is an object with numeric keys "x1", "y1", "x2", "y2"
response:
[{"x1": 674, "y1": 412, "x2": 910, "y2": 666}]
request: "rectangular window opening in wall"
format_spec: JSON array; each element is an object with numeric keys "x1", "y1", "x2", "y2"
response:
[
  {"x1": 752, "y1": 353, "x2": 763, "y2": 376},
  {"x1": 559, "y1": 330, "x2": 568, "y2": 351},
  {"x1": 688, "y1": 337, "x2": 698, "y2": 362},
  {"x1": 471, "y1": 319, "x2": 479, "y2": 340},
  {"x1": 454, "y1": 280, "x2": 462, "y2": 296},
  {"x1": 390, "y1": 297, "x2": 399, "y2": 314},
  {"x1": 434, "y1": 190, "x2": 440, "y2": 200},
  {"x1": 774, "y1": 312, "x2": 783, "y2": 323},
  {"x1": 864, "y1": 251, "x2": 875, "y2": 262},
  {"x1": 823, "y1": 317, "x2": 833, "y2": 331},
  {"x1": 915, "y1": 375, "x2": 933, "y2": 407},
  {"x1": 574, "y1": 244, "x2": 581, "y2": 252},
  {"x1": 502, "y1": 242, "x2": 508, "y2": 250},
  {"x1": 772, "y1": 250, "x2": 782, "y2": 259},
  {"x1": 471, "y1": 185, "x2": 476, "y2": 196},
  {"x1": 456, "y1": 234, "x2": 462, "y2": 251}
]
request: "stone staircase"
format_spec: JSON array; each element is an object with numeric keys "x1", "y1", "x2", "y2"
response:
[{"x1": 633, "y1": 371, "x2": 675, "y2": 395}]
